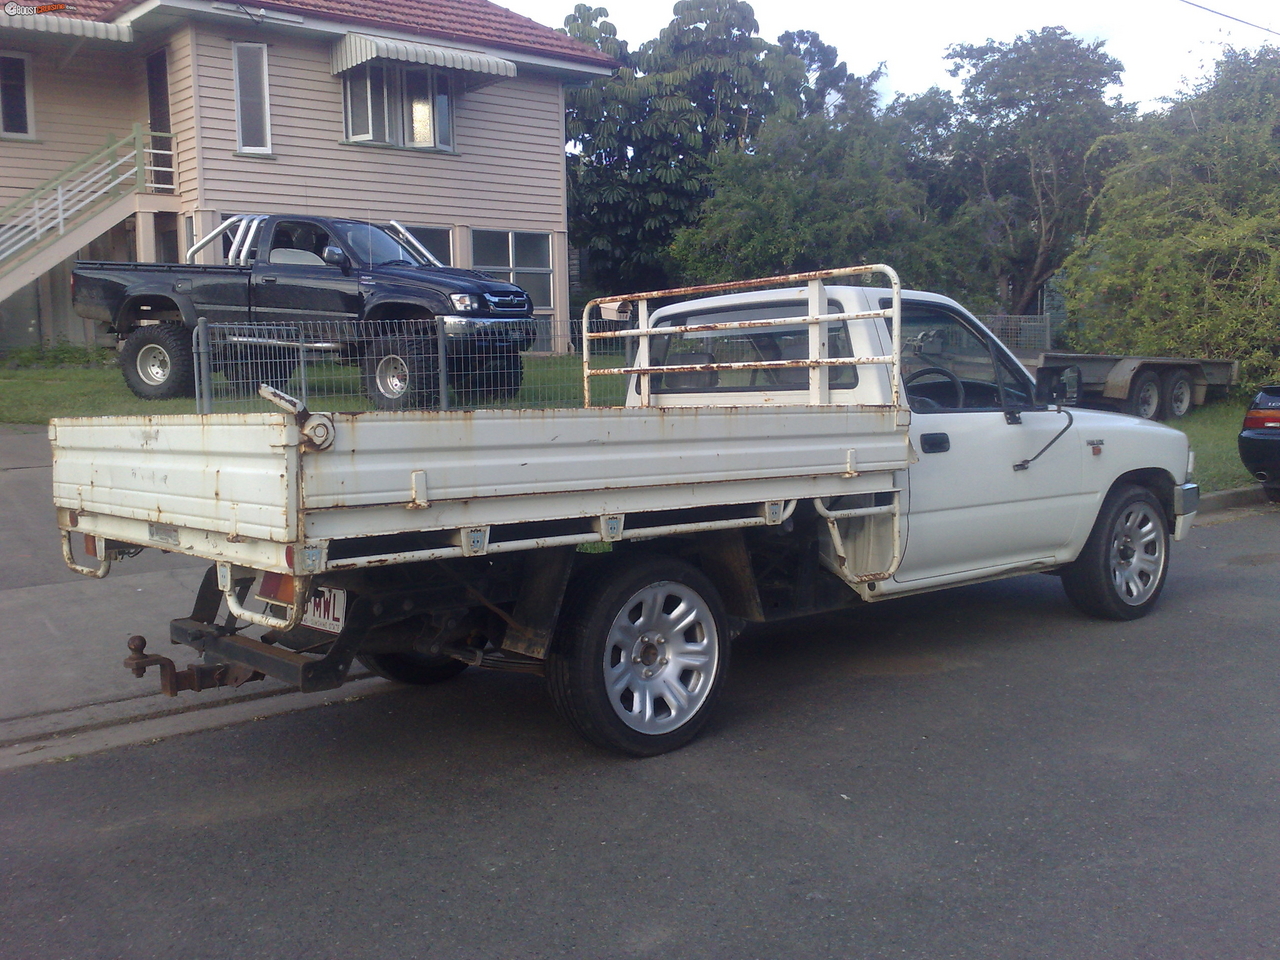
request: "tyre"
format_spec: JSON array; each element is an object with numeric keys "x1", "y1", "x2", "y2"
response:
[
  {"x1": 362, "y1": 336, "x2": 440, "y2": 410},
  {"x1": 119, "y1": 324, "x2": 195, "y2": 399},
  {"x1": 1062, "y1": 484, "x2": 1169, "y2": 620},
  {"x1": 1264, "y1": 484, "x2": 1280, "y2": 504},
  {"x1": 1127, "y1": 369, "x2": 1163, "y2": 420},
  {"x1": 358, "y1": 651, "x2": 469, "y2": 684},
  {"x1": 223, "y1": 343, "x2": 295, "y2": 397},
  {"x1": 1162, "y1": 368, "x2": 1194, "y2": 419},
  {"x1": 547, "y1": 555, "x2": 728, "y2": 756},
  {"x1": 452, "y1": 346, "x2": 523, "y2": 405}
]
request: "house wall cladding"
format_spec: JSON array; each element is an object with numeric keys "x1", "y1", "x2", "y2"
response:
[
  {"x1": 0, "y1": 43, "x2": 143, "y2": 206},
  {"x1": 190, "y1": 28, "x2": 569, "y2": 237}
]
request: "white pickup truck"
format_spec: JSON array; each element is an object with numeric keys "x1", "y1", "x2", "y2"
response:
[{"x1": 51, "y1": 266, "x2": 1199, "y2": 755}]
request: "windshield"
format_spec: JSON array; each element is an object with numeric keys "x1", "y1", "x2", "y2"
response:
[{"x1": 333, "y1": 221, "x2": 428, "y2": 267}]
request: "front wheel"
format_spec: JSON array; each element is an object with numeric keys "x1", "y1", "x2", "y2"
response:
[
  {"x1": 119, "y1": 324, "x2": 195, "y2": 399},
  {"x1": 547, "y1": 556, "x2": 729, "y2": 756},
  {"x1": 362, "y1": 336, "x2": 440, "y2": 410},
  {"x1": 1062, "y1": 484, "x2": 1169, "y2": 620}
]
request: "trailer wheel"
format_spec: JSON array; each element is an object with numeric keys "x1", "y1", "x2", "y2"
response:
[
  {"x1": 120, "y1": 324, "x2": 196, "y2": 399},
  {"x1": 1062, "y1": 484, "x2": 1169, "y2": 620},
  {"x1": 1128, "y1": 369, "x2": 1163, "y2": 420},
  {"x1": 1162, "y1": 368, "x2": 1194, "y2": 419},
  {"x1": 547, "y1": 556, "x2": 728, "y2": 756},
  {"x1": 358, "y1": 651, "x2": 469, "y2": 684},
  {"x1": 362, "y1": 336, "x2": 439, "y2": 410}
]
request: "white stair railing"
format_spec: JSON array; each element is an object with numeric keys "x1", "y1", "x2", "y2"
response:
[{"x1": 0, "y1": 123, "x2": 174, "y2": 272}]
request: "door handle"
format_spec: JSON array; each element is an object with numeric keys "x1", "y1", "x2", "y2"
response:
[
  {"x1": 261, "y1": 276, "x2": 277, "y2": 283},
  {"x1": 920, "y1": 432, "x2": 950, "y2": 454}
]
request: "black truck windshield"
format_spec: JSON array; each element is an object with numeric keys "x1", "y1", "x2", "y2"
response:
[{"x1": 333, "y1": 221, "x2": 427, "y2": 267}]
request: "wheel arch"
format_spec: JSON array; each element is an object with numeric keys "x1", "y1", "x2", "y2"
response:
[
  {"x1": 113, "y1": 293, "x2": 191, "y2": 335},
  {"x1": 1106, "y1": 467, "x2": 1177, "y2": 527},
  {"x1": 363, "y1": 296, "x2": 444, "y2": 322}
]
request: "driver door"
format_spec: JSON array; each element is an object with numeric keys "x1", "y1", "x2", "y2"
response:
[
  {"x1": 250, "y1": 219, "x2": 362, "y2": 337},
  {"x1": 890, "y1": 300, "x2": 1086, "y2": 588}
]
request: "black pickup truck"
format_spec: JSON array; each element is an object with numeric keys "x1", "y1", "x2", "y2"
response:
[{"x1": 72, "y1": 214, "x2": 536, "y2": 406}]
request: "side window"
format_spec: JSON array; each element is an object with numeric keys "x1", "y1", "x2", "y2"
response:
[
  {"x1": 266, "y1": 222, "x2": 331, "y2": 266},
  {"x1": 650, "y1": 301, "x2": 857, "y2": 394},
  {"x1": 233, "y1": 42, "x2": 271, "y2": 153},
  {"x1": 0, "y1": 52, "x2": 33, "y2": 137},
  {"x1": 900, "y1": 304, "x2": 1006, "y2": 412}
]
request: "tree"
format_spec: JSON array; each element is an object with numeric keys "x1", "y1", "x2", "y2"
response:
[
  {"x1": 946, "y1": 27, "x2": 1129, "y2": 314},
  {"x1": 1063, "y1": 47, "x2": 1280, "y2": 385},
  {"x1": 561, "y1": 2, "x2": 807, "y2": 293}
]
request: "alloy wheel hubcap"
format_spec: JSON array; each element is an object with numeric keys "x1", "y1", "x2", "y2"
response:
[
  {"x1": 603, "y1": 581, "x2": 719, "y2": 735},
  {"x1": 136, "y1": 344, "x2": 171, "y2": 385},
  {"x1": 1108, "y1": 503, "x2": 1166, "y2": 605},
  {"x1": 375, "y1": 355, "x2": 409, "y2": 399}
]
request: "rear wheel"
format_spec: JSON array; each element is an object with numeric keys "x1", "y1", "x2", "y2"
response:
[
  {"x1": 1162, "y1": 368, "x2": 1194, "y2": 419},
  {"x1": 119, "y1": 324, "x2": 195, "y2": 399},
  {"x1": 358, "y1": 651, "x2": 469, "y2": 684},
  {"x1": 362, "y1": 336, "x2": 439, "y2": 410},
  {"x1": 547, "y1": 556, "x2": 728, "y2": 756},
  {"x1": 1062, "y1": 484, "x2": 1169, "y2": 620}
]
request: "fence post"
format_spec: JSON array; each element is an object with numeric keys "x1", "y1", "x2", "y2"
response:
[
  {"x1": 436, "y1": 320, "x2": 449, "y2": 410},
  {"x1": 195, "y1": 316, "x2": 213, "y2": 414}
]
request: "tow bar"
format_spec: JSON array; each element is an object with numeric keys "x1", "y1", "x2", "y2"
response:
[{"x1": 124, "y1": 635, "x2": 265, "y2": 696}]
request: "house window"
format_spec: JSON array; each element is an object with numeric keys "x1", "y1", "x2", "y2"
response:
[
  {"x1": 405, "y1": 226, "x2": 452, "y2": 265},
  {"x1": 233, "y1": 43, "x2": 271, "y2": 153},
  {"x1": 344, "y1": 63, "x2": 452, "y2": 149},
  {"x1": 474, "y1": 230, "x2": 553, "y2": 348},
  {"x1": 0, "y1": 52, "x2": 32, "y2": 137}
]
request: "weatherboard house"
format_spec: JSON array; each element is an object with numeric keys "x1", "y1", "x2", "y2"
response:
[{"x1": 0, "y1": 0, "x2": 613, "y2": 352}]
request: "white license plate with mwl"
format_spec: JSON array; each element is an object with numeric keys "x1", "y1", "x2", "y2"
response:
[{"x1": 301, "y1": 586, "x2": 346, "y2": 634}]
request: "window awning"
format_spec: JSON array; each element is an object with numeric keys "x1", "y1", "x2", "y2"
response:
[
  {"x1": 331, "y1": 33, "x2": 516, "y2": 78},
  {"x1": 0, "y1": 13, "x2": 132, "y2": 42}
]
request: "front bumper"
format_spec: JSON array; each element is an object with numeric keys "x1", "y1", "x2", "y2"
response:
[
  {"x1": 1173, "y1": 481, "x2": 1199, "y2": 541},
  {"x1": 440, "y1": 315, "x2": 535, "y2": 348}
]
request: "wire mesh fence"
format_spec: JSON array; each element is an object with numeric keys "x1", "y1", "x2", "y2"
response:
[
  {"x1": 193, "y1": 320, "x2": 626, "y2": 413},
  {"x1": 978, "y1": 315, "x2": 1052, "y2": 354}
]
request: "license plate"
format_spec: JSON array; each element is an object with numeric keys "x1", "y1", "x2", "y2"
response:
[{"x1": 301, "y1": 586, "x2": 346, "y2": 634}]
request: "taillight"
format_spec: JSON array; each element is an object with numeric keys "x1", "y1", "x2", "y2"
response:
[
  {"x1": 1244, "y1": 409, "x2": 1280, "y2": 430},
  {"x1": 257, "y1": 571, "x2": 297, "y2": 605}
]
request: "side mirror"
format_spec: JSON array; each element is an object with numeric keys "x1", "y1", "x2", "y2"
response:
[
  {"x1": 321, "y1": 245, "x2": 348, "y2": 268},
  {"x1": 1036, "y1": 364, "x2": 1081, "y2": 406}
]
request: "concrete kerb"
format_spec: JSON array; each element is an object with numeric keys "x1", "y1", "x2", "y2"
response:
[{"x1": 1197, "y1": 485, "x2": 1269, "y2": 514}]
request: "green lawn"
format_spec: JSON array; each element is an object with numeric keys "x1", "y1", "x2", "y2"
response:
[
  {"x1": 1166, "y1": 398, "x2": 1254, "y2": 493},
  {"x1": 2, "y1": 361, "x2": 1253, "y2": 493}
]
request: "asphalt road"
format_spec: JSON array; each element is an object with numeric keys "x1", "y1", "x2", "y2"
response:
[{"x1": 1, "y1": 484, "x2": 1278, "y2": 959}]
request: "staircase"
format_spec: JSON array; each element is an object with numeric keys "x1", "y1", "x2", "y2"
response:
[{"x1": 0, "y1": 124, "x2": 176, "y2": 304}]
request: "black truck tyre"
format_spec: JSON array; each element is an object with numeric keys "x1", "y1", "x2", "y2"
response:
[
  {"x1": 119, "y1": 324, "x2": 196, "y2": 399},
  {"x1": 547, "y1": 555, "x2": 729, "y2": 757},
  {"x1": 224, "y1": 343, "x2": 295, "y2": 397},
  {"x1": 1062, "y1": 484, "x2": 1169, "y2": 620},
  {"x1": 362, "y1": 336, "x2": 440, "y2": 410},
  {"x1": 452, "y1": 346, "x2": 523, "y2": 405}
]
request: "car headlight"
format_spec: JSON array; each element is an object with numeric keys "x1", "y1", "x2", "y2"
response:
[{"x1": 450, "y1": 293, "x2": 481, "y2": 313}]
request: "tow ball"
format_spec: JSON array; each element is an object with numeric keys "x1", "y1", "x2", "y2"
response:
[{"x1": 124, "y1": 636, "x2": 265, "y2": 696}]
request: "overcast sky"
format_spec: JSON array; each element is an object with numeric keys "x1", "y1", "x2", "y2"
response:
[{"x1": 500, "y1": 0, "x2": 1280, "y2": 110}]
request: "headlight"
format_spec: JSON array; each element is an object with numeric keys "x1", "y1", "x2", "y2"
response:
[{"x1": 450, "y1": 293, "x2": 481, "y2": 313}]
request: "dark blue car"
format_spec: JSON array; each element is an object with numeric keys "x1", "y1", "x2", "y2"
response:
[{"x1": 1239, "y1": 385, "x2": 1280, "y2": 503}]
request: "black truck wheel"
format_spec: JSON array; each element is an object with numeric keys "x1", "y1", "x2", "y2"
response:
[
  {"x1": 547, "y1": 555, "x2": 729, "y2": 756},
  {"x1": 362, "y1": 336, "x2": 440, "y2": 410},
  {"x1": 452, "y1": 346, "x2": 523, "y2": 405},
  {"x1": 1162, "y1": 368, "x2": 1195, "y2": 419},
  {"x1": 223, "y1": 343, "x2": 295, "y2": 397},
  {"x1": 1062, "y1": 484, "x2": 1169, "y2": 620},
  {"x1": 119, "y1": 324, "x2": 196, "y2": 399}
]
